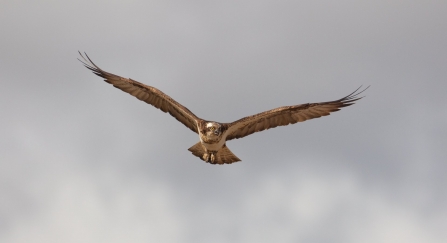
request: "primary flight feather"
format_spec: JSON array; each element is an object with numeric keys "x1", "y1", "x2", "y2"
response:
[{"x1": 79, "y1": 52, "x2": 368, "y2": 165}]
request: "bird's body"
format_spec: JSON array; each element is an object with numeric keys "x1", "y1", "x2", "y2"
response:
[
  {"x1": 79, "y1": 52, "x2": 368, "y2": 164},
  {"x1": 193, "y1": 121, "x2": 240, "y2": 163}
]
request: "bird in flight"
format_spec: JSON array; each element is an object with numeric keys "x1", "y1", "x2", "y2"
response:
[{"x1": 79, "y1": 52, "x2": 368, "y2": 165}]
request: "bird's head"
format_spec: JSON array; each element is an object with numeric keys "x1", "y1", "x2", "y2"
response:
[{"x1": 205, "y1": 122, "x2": 222, "y2": 137}]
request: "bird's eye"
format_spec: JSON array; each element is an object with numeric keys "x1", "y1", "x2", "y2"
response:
[{"x1": 210, "y1": 127, "x2": 215, "y2": 131}]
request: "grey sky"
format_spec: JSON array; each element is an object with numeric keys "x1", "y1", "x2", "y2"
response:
[{"x1": 1, "y1": 0, "x2": 446, "y2": 242}]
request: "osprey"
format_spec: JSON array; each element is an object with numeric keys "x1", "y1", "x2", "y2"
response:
[{"x1": 79, "y1": 52, "x2": 368, "y2": 165}]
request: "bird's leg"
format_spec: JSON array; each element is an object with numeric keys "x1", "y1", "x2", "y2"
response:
[
  {"x1": 203, "y1": 153, "x2": 210, "y2": 162},
  {"x1": 203, "y1": 151, "x2": 217, "y2": 164}
]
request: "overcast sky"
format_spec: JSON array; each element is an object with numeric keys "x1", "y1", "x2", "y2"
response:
[{"x1": 1, "y1": 1, "x2": 446, "y2": 242}]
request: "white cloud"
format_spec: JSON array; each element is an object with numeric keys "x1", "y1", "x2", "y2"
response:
[
  {"x1": 2, "y1": 171, "x2": 183, "y2": 243},
  {"x1": 1, "y1": 0, "x2": 446, "y2": 242}
]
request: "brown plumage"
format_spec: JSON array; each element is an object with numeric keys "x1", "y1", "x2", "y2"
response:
[
  {"x1": 79, "y1": 52, "x2": 368, "y2": 165},
  {"x1": 224, "y1": 89, "x2": 365, "y2": 140}
]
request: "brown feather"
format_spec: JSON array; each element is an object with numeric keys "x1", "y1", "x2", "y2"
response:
[
  {"x1": 188, "y1": 143, "x2": 241, "y2": 164},
  {"x1": 78, "y1": 52, "x2": 200, "y2": 133},
  {"x1": 225, "y1": 86, "x2": 368, "y2": 140}
]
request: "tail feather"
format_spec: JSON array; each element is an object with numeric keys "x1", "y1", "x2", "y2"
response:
[
  {"x1": 187, "y1": 142, "x2": 241, "y2": 164},
  {"x1": 215, "y1": 144, "x2": 241, "y2": 164},
  {"x1": 188, "y1": 142, "x2": 206, "y2": 159}
]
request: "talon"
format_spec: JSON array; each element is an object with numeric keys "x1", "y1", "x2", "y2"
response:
[
  {"x1": 203, "y1": 153, "x2": 210, "y2": 162},
  {"x1": 210, "y1": 153, "x2": 216, "y2": 163}
]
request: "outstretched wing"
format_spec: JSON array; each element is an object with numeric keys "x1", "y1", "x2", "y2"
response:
[
  {"x1": 78, "y1": 52, "x2": 200, "y2": 133},
  {"x1": 225, "y1": 86, "x2": 368, "y2": 140}
]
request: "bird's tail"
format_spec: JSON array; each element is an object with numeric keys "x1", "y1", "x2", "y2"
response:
[{"x1": 188, "y1": 142, "x2": 241, "y2": 165}]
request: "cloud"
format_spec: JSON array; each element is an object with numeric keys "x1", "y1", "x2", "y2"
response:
[
  {"x1": 1, "y1": 0, "x2": 446, "y2": 242},
  {"x1": 2, "y1": 162, "x2": 445, "y2": 243}
]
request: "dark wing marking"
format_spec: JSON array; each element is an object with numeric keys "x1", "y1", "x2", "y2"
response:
[
  {"x1": 78, "y1": 52, "x2": 200, "y2": 133},
  {"x1": 225, "y1": 86, "x2": 369, "y2": 140}
]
